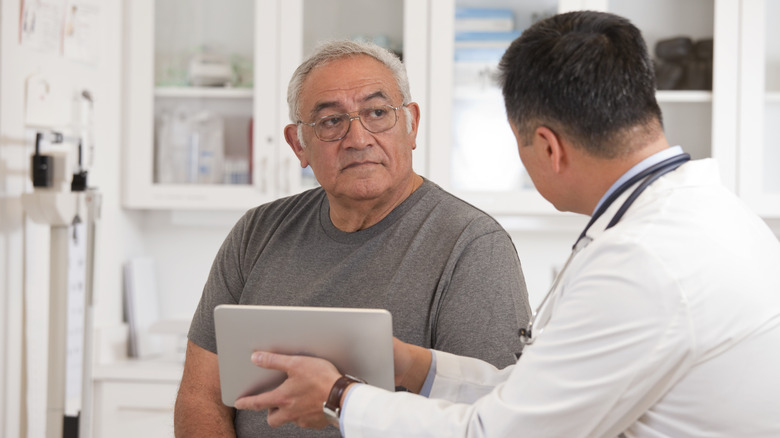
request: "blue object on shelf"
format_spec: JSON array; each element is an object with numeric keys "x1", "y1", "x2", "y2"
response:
[
  {"x1": 454, "y1": 31, "x2": 522, "y2": 62},
  {"x1": 455, "y1": 8, "x2": 514, "y2": 20},
  {"x1": 455, "y1": 31, "x2": 522, "y2": 42},
  {"x1": 455, "y1": 7, "x2": 515, "y2": 32},
  {"x1": 454, "y1": 47, "x2": 508, "y2": 62}
]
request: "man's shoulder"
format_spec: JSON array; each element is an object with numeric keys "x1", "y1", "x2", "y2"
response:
[
  {"x1": 245, "y1": 187, "x2": 326, "y2": 220},
  {"x1": 413, "y1": 179, "x2": 505, "y2": 232},
  {"x1": 230, "y1": 187, "x2": 326, "y2": 241},
  {"x1": 421, "y1": 179, "x2": 498, "y2": 218}
]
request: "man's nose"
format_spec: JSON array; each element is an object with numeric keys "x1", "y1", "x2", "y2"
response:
[{"x1": 341, "y1": 116, "x2": 372, "y2": 147}]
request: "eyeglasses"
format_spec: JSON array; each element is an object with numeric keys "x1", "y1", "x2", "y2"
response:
[{"x1": 297, "y1": 104, "x2": 406, "y2": 142}]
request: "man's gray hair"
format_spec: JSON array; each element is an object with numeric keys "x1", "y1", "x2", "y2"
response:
[{"x1": 287, "y1": 39, "x2": 412, "y2": 124}]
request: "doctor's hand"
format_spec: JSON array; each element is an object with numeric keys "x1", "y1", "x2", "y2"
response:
[
  {"x1": 393, "y1": 337, "x2": 432, "y2": 394},
  {"x1": 234, "y1": 352, "x2": 341, "y2": 429}
]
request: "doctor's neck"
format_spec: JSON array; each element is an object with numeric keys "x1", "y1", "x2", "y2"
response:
[{"x1": 571, "y1": 133, "x2": 671, "y2": 216}]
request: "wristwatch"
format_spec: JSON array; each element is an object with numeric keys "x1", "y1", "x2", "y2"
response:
[{"x1": 323, "y1": 374, "x2": 365, "y2": 426}]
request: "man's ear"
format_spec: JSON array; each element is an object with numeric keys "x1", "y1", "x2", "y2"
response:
[
  {"x1": 402, "y1": 102, "x2": 421, "y2": 150},
  {"x1": 534, "y1": 126, "x2": 566, "y2": 174},
  {"x1": 284, "y1": 124, "x2": 309, "y2": 168}
]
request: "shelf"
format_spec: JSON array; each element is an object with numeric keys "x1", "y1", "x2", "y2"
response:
[
  {"x1": 655, "y1": 90, "x2": 713, "y2": 103},
  {"x1": 93, "y1": 359, "x2": 183, "y2": 383},
  {"x1": 154, "y1": 86, "x2": 254, "y2": 99},
  {"x1": 451, "y1": 89, "x2": 714, "y2": 103},
  {"x1": 767, "y1": 92, "x2": 780, "y2": 103}
]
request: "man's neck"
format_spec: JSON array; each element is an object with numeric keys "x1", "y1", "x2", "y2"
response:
[
  {"x1": 328, "y1": 174, "x2": 424, "y2": 232},
  {"x1": 575, "y1": 136, "x2": 671, "y2": 215}
]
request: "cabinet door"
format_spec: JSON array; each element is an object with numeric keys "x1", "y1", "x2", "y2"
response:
[
  {"x1": 428, "y1": 0, "x2": 738, "y2": 215},
  {"x1": 92, "y1": 381, "x2": 178, "y2": 438},
  {"x1": 603, "y1": 0, "x2": 739, "y2": 190},
  {"x1": 428, "y1": 0, "x2": 561, "y2": 215},
  {"x1": 739, "y1": 0, "x2": 780, "y2": 217},
  {"x1": 123, "y1": 0, "x2": 279, "y2": 210},
  {"x1": 276, "y1": 0, "x2": 429, "y2": 196}
]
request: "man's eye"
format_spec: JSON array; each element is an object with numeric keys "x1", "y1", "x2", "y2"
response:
[
  {"x1": 319, "y1": 116, "x2": 344, "y2": 129},
  {"x1": 365, "y1": 108, "x2": 388, "y2": 119}
]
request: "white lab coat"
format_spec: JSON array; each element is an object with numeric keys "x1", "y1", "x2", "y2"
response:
[{"x1": 342, "y1": 159, "x2": 780, "y2": 437}]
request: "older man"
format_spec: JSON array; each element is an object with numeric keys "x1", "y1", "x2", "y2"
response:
[{"x1": 173, "y1": 40, "x2": 530, "y2": 437}]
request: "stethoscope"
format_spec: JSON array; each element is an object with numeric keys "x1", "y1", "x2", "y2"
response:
[{"x1": 518, "y1": 152, "x2": 691, "y2": 350}]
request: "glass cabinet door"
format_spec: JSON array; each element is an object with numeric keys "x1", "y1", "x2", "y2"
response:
[
  {"x1": 124, "y1": 0, "x2": 279, "y2": 210},
  {"x1": 428, "y1": 0, "x2": 560, "y2": 215},
  {"x1": 153, "y1": 0, "x2": 254, "y2": 186},
  {"x1": 610, "y1": 0, "x2": 717, "y2": 160},
  {"x1": 428, "y1": 0, "x2": 738, "y2": 216},
  {"x1": 606, "y1": 0, "x2": 740, "y2": 190},
  {"x1": 277, "y1": 0, "x2": 427, "y2": 196},
  {"x1": 739, "y1": 0, "x2": 780, "y2": 217}
]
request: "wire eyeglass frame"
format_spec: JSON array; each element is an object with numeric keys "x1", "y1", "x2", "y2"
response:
[{"x1": 297, "y1": 104, "x2": 407, "y2": 142}]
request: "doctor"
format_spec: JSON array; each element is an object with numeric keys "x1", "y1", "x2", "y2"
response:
[{"x1": 234, "y1": 10, "x2": 780, "y2": 437}]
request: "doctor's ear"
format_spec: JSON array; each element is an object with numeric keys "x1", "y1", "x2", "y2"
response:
[
  {"x1": 284, "y1": 124, "x2": 309, "y2": 168},
  {"x1": 534, "y1": 126, "x2": 566, "y2": 174}
]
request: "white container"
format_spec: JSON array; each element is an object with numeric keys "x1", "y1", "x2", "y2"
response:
[{"x1": 156, "y1": 107, "x2": 224, "y2": 184}]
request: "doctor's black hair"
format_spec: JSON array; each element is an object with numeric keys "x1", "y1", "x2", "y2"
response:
[{"x1": 498, "y1": 10, "x2": 664, "y2": 158}]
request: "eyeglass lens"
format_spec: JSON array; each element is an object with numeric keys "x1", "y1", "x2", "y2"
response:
[{"x1": 315, "y1": 105, "x2": 398, "y2": 141}]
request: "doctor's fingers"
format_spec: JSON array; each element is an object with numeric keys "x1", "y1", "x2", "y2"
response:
[
  {"x1": 233, "y1": 390, "x2": 279, "y2": 412},
  {"x1": 253, "y1": 352, "x2": 343, "y2": 387},
  {"x1": 252, "y1": 351, "x2": 337, "y2": 376},
  {"x1": 266, "y1": 397, "x2": 332, "y2": 430},
  {"x1": 238, "y1": 356, "x2": 341, "y2": 404},
  {"x1": 233, "y1": 382, "x2": 330, "y2": 429},
  {"x1": 250, "y1": 351, "x2": 292, "y2": 371}
]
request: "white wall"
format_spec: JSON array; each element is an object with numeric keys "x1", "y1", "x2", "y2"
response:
[
  {"x1": 0, "y1": 0, "x2": 129, "y2": 435},
  {"x1": 134, "y1": 210, "x2": 243, "y2": 321}
]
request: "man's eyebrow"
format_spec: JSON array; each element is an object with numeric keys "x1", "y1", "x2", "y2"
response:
[
  {"x1": 361, "y1": 91, "x2": 390, "y2": 103},
  {"x1": 310, "y1": 101, "x2": 341, "y2": 117},
  {"x1": 308, "y1": 91, "x2": 393, "y2": 118}
]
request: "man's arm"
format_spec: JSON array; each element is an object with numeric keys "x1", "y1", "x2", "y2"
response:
[
  {"x1": 174, "y1": 340, "x2": 236, "y2": 437},
  {"x1": 433, "y1": 230, "x2": 530, "y2": 367},
  {"x1": 392, "y1": 337, "x2": 432, "y2": 394}
]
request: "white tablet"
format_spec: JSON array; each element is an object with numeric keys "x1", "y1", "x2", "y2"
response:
[{"x1": 214, "y1": 304, "x2": 394, "y2": 406}]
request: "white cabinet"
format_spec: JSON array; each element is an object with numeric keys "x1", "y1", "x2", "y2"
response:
[
  {"x1": 601, "y1": 0, "x2": 739, "y2": 191},
  {"x1": 738, "y1": 0, "x2": 780, "y2": 216},
  {"x1": 123, "y1": 0, "x2": 778, "y2": 217},
  {"x1": 122, "y1": 0, "x2": 428, "y2": 210},
  {"x1": 427, "y1": 0, "x2": 741, "y2": 215},
  {"x1": 428, "y1": 0, "x2": 560, "y2": 215},
  {"x1": 92, "y1": 361, "x2": 183, "y2": 438},
  {"x1": 123, "y1": 0, "x2": 279, "y2": 210}
]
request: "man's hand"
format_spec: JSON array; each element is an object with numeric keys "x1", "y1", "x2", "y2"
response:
[
  {"x1": 234, "y1": 352, "x2": 341, "y2": 429},
  {"x1": 393, "y1": 337, "x2": 433, "y2": 394}
]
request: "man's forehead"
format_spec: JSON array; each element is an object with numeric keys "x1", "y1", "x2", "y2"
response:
[{"x1": 300, "y1": 56, "x2": 400, "y2": 112}]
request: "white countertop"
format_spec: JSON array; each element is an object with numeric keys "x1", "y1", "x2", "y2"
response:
[{"x1": 93, "y1": 358, "x2": 184, "y2": 383}]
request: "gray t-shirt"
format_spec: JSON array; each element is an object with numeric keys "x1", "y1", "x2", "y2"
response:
[{"x1": 189, "y1": 179, "x2": 530, "y2": 437}]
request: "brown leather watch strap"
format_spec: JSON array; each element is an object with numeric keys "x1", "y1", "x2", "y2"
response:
[{"x1": 323, "y1": 374, "x2": 364, "y2": 422}]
